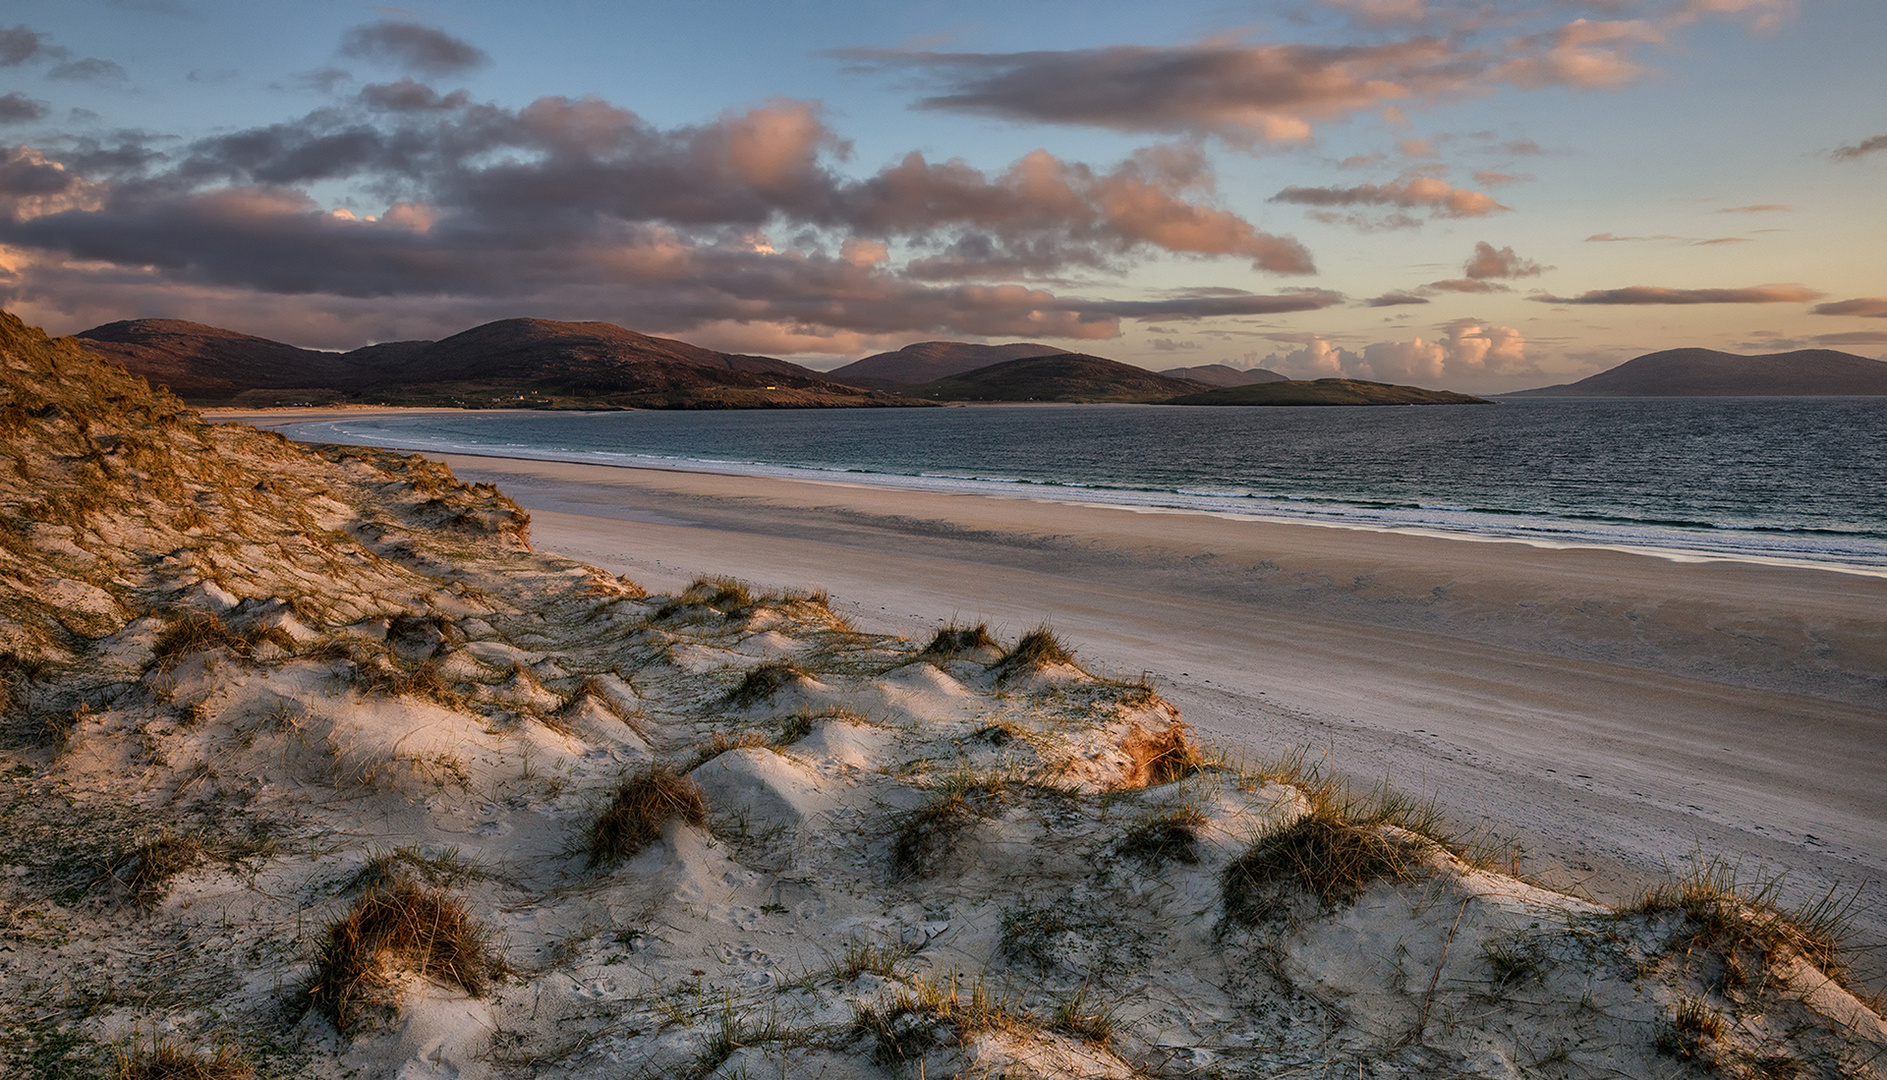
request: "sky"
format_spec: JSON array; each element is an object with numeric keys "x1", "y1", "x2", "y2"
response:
[{"x1": 0, "y1": 0, "x2": 1883, "y2": 392}]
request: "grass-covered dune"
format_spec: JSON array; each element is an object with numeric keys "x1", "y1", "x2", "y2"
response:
[{"x1": 0, "y1": 310, "x2": 1880, "y2": 1079}]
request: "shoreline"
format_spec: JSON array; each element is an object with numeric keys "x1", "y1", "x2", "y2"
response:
[{"x1": 216, "y1": 407, "x2": 1887, "y2": 579}]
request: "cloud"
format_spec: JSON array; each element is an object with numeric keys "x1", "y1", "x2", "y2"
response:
[
  {"x1": 1462, "y1": 240, "x2": 1543, "y2": 278},
  {"x1": 1533, "y1": 284, "x2": 1822, "y2": 304},
  {"x1": 0, "y1": 25, "x2": 52, "y2": 66},
  {"x1": 1811, "y1": 297, "x2": 1887, "y2": 318},
  {"x1": 339, "y1": 21, "x2": 490, "y2": 76},
  {"x1": 1832, "y1": 134, "x2": 1887, "y2": 162},
  {"x1": 1364, "y1": 291, "x2": 1429, "y2": 306},
  {"x1": 1811, "y1": 331, "x2": 1887, "y2": 346},
  {"x1": 1472, "y1": 169, "x2": 1527, "y2": 186},
  {"x1": 1424, "y1": 278, "x2": 1508, "y2": 293},
  {"x1": 48, "y1": 57, "x2": 130, "y2": 83},
  {"x1": 1259, "y1": 318, "x2": 1529, "y2": 382},
  {"x1": 0, "y1": 92, "x2": 48, "y2": 124},
  {"x1": 1271, "y1": 176, "x2": 1507, "y2": 225},
  {"x1": 1717, "y1": 203, "x2": 1787, "y2": 212},
  {"x1": 0, "y1": 88, "x2": 1327, "y2": 347}
]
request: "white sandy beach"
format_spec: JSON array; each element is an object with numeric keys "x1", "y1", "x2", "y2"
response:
[
  {"x1": 455, "y1": 453, "x2": 1887, "y2": 980},
  {"x1": 221, "y1": 409, "x2": 1887, "y2": 992}
]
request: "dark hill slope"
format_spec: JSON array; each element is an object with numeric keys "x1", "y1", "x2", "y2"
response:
[
  {"x1": 1158, "y1": 363, "x2": 1289, "y2": 387},
  {"x1": 1508, "y1": 348, "x2": 1887, "y2": 397},
  {"x1": 75, "y1": 319, "x2": 358, "y2": 399},
  {"x1": 825, "y1": 341, "x2": 1062, "y2": 388},
  {"x1": 1169, "y1": 378, "x2": 1490, "y2": 406},
  {"x1": 76, "y1": 317, "x2": 914, "y2": 409},
  {"x1": 911, "y1": 353, "x2": 1210, "y2": 402}
]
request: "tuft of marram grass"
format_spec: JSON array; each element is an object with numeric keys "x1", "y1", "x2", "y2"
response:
[
  {"x1": 149, "y1": 611, "x2": 248, "y2": 667},
  {"x1": 115, "y1": 827, "x2": 208, "y2": 906},
  {"x1": 724, "y1": 660, "x2": 806, "y2": 707},
  {"x1": 111, "y1": 1038, "x2": 254, "y2": 1080},
  {"x1": 920, "y1": 622, "x2": 997, "y2": 660},
  {"x1": 306, "y1": 877, "x2": 495, "y2": 1032},
  {"x1": 993, "y1": 624, "x2": 1077, "y2": 680},
  {"x1": 889, "y1": 770, "x2": 1010, "y2": 879},
  {"x1": 588, "y1": 764, "x2": 709, "y2": 865},
  {"x1": 685, "y1": 729, "x2": 776, "y2": 771},
  {"x1": 1625, "y1": 856, "x2": 1855, "y2": 982},
  {"x1": 1221, "y1": 783, "x2": 1450, "y2": 924},
  {"x1": 1118, "y1": 806, "x2": 1208, "y2": 868}
]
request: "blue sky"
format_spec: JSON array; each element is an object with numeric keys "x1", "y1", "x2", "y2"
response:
[{"x1": 1, "y1": 0, "x2": 1882, "y2": 391}]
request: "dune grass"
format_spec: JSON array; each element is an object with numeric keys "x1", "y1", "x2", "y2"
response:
[
  {"x1": 724, "y1": 660, "x2": 807, "y2": 707},
  {"x1": 920, "y1": 621, "x2": 997, "y2": 660},
  {"x1": 1624, "y1": 856, "x2": 1855, "y2": 984},
  {"x1": 992, "y1": 624, "x2": 1078, "y2": 681},
  {"x1": 1117, "y1": 806, "x2": 1208, "y2": 868},
  {"x1": 588, "y1": 764, "x2": 709, "y2": 865},
  {"x1": 306, "y1": 877, "x2": 495, "y2": 1032},
  {"x1": 1118, "y1": 721, "x2": 1203, "y2": 787},
  {"x1": 1222, "y1": 776, "x2": 1460, "y2": 924},
  {"x1": 889, "y1": 769, "x2": 1011, "y2": 879},
  {"x1": 113, "y1": 828, "x2": 208, "y2": 906},
  {"x1": 110, "y1": 1039, "x2": 253, "y2": 1080}
]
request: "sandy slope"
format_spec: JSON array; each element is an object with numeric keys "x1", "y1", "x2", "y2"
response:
[{"x1": 379, "y1": 453, "x2": 1887, "y2": 998}]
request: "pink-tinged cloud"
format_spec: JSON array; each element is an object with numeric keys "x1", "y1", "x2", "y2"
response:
[
  {"x1": 1471, "y1": 170, "x2": 1526, "y2": 187},
  {"x1": 1363, "y1": 291, "x2": 1429, "y2": 306},
  {"x1": 1718, "y1": 203, "x2": 1788, "y2": 212},
  {"x1": 1494, "y1": 19, "x2": 1664, "y2": 91},
  {"x1": 1271, "y1": 176, "x2": 1507, "y2": 222},
  {"x1": 839, "y1": 15, "x2": 1709, "y2": 148},
  {"x1": 1812, "y1": 298, "x2": 1887, "y2": 318},
  {"x1": 1463, "y1": 240, "x2": 1544, "y2": 279},
  {"x1": 1832, "y1": 134, "x2": 1887, "y2": 161},
  {"x1": 1261, "y1": 318, "x2": 1529, "y2": 382},
  {"x1": 1533, "y1": 284, "x2": 1823, "y2": 305}
]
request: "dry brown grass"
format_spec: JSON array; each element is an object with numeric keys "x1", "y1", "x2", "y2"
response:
[
  {"x1": 655, "y1": 576, "x2": 753, "y2": 620},
  {"x1": 359, "y1": 658, "x2": 465, "y2": 710},
  {"x1": 890, "y1": 771, "x2": 1009, "y2": 879},
  {"x1": 920, "y1": 622, "x2": 997, "y2": 660},
  {"x1": 307, "y1": 877, "x2": 495, "y2": 1032},
  {"x1": 1221, "y1": 784, "x2": 1450, "y2": 924},
  {"x1": 686, "y1": 729, "x2": 777, "y2": 771},
  {"x1": 725, "y1": 660, "x2": 806, "y2": 707},
  {"x1": 588, "y1": 764, "x2": 708, "y2": 865},
  {"x1": 111, "y1": 1039, "x2": 254, "y2": 1080},
  {"x1": 149, "y1": 611, "x2": 248, "y2": 667},
  {"x1": 1626, "y1": 857, "x2": 1854, "y2": 983},
  {"x1": 992, "y1": 624, "x2": 1077, "y2": 680},
  {"x1": 1118, "y1": 806, "x2": 1208, "y2": 868},
  {"x1": 1118, "y1": 720, "x2": 1203, "y2": 787},
  {"x1": 114, "y1": 827, "x2": 208, "y2": 906}
]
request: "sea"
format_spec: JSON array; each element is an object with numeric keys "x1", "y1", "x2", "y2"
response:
[{"x1": 275, "y1": 398, "x2": 1887, "y2": 575}]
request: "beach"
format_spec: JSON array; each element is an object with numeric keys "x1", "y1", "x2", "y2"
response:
[
  {"x1": 433, "y1": 451, "x2": 1887, "y2": 980},
  {"x1": 222, "y1": 409, "x2": 1887, "y2": 990}
]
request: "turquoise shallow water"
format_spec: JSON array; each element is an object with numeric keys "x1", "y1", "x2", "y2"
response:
[{"x1": 278, "y1": 397, "x2": 1887, "y2": 573}]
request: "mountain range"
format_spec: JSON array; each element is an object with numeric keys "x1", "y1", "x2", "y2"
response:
[
  {"x1": 76, "y1": 318, "x2": 909, "y2": 410},
  {"x1": 1506, "y1": 348, "x2": 1887, "y2": 397}
]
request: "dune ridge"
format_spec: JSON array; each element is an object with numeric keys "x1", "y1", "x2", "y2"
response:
[{"x1": 2, "y1": 311, "x2": 1883, "y2": 1079}]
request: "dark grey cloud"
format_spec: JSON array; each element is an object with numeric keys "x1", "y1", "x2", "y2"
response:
[
  {"x1": 360, "y1": 79, "x2": 471, "y2": 113},
  {"x1": 48, "y1": 57, "x2": 130, "y2": 83},
  {"x1": 1272, "y1": 177, "x2": 1507, "y2": 219},
  {"x1": 1533, "y1": 284, "x2": 1822, "y2": 305},
  {"x1": 0, "y1": 25, "x2": 53, "y2": 66},
  {"x1": 340, "y1": 21, "x2": 490, "y2": 77},
  {"x1": 1832, "y1": 134, "x2": 1887, "y2": 162},
  {"x1": 1363, "y1": 291, "x2": 1430, "y2": 306},
  {"x1": 0, "y1": 92, "x2": 48, "y2": 124}
]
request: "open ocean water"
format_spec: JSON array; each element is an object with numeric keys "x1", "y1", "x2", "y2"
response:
[{"x1": 278, "y1": 398, "x2": 1887, "y2": 574}]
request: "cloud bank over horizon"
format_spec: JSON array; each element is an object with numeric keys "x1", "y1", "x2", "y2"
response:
[{"x1": 0, "y1": 0, "x2": 1880, "y2": 386}]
